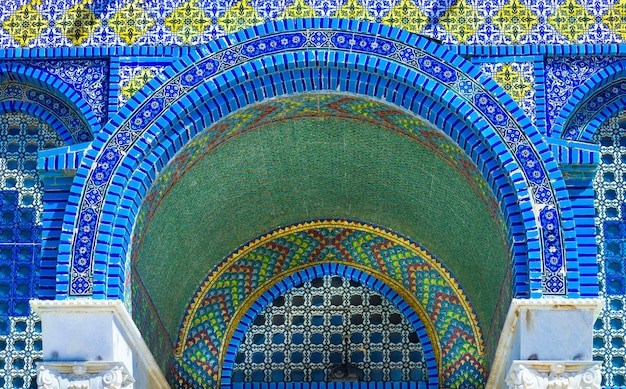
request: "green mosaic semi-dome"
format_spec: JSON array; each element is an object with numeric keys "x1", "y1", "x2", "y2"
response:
[{"x1": 132, "y1": 94, "x2": 510, "y2": 346}]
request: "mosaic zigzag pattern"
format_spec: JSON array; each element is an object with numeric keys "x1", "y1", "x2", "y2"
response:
[{"x1": 174, "y1": 220, "x2": 486, "y2": 388}]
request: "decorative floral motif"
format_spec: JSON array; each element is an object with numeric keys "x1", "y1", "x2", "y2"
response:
[
  {"x1": 491, "y1": 0, "x2": 538, "y2": 43},
  {"x1": 54, "y1": 0, "x2": 102, "y2": 45},
  {"x1": 333, "y1": 0, "x2": 375, "y2": 21},
  {"x1": 545, "y1": 56, "x2": 619, "y2": 136},
  {"x1": 602, "y1": 0, "x2": 626, "y2": 40},
  {"x1": 548, "y1": 0, "x2": 595, "y2": 42},
  {"x1": 240, "y1": 33, "x2": 306, "y2": 58},
  {"x1": 418, "y1": 55, "x2": 457, "y2": 83},
  {"x1": 23, "y1": 60, "x2": 109, "y2": 126},
  {"x1": 331, "y1": 32, "x2": 396, "y2": 56},
  {"x1": 164, "y1": 0, "x2": 212, "y2": 44},
  {"x1": 380, "y1": 0, "x2": 429, "y2": 34},
  {"x1": 1, "y1": 0, "x2": 49, "y2": 46},
  {"x1": 217, "y1": 0, "x2": 264, "y2": 34},
  {"x1": 129, "y1": 97, "x2": 165, "y2": 130},
  {"x1": 107, "y1": 0, "x2": 156, "y2": 45},
  {"x1": 178, "y1": 60, "x2": 219, "y2": 86},
  {"x1": 473, "y1": 92, "x2": 509, "y2": 126},
  {"x1": 540, "y1": 207, "x2": 564, "y2": 294},
  {"x1": 439, "y1": 0, "x2": 486, "y2": 43},
  {"x1": 517, "y1": 144, "x2": 546, "y2": 184}
]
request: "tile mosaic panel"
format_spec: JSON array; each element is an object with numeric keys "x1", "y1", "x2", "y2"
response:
[
  {"x1": 592, "y1": 110, "x2": 626, "y2": 387},
  {"x1": 232, "y1": 275, "x2": 428, "y2": 383},
  {"x1": 562, "y1": 79, "x2": 626, "y2": 140},
  {"x1": 118, "y1": 64, "x2": 167, "y2": 108},
  {"x1": 21, "y1": 60, "x2": 109, "y2": 128},
  {"x1": 545, "y1": 56, "x2": 621, "y2": 137},
  {"x1": 480, "y1": 62, "x2": 536, "y2": 126},
  {"x1": 0, "y1": 113, "x2": 63, "y2": 389},
  {"x1": 0, "y1": 0, "x2": 624, "y2": 47}
]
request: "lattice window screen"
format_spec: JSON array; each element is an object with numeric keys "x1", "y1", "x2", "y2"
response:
[{"x1": 233, "y1": 275, "x2": 427, "y2": 383}]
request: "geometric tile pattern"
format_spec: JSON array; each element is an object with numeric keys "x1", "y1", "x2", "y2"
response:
[
  {"x1": 232, "y1": 275, "x2": 428, "y2": 382},
  {"x1": 491, "y1": 0, "x2": 539, "y2": 43},
  {"x1": 439, "y1": 0, "x2": 486, "y2": 43},
  {"x1": 602, "y1": 0, "x2": 626, "y2": 41},
  {"x1": 481, "y1": 62, "x2": 536, "y2": 125},
  {"x1": 173, "y1": 221, "x2": 486, "y2": 388},
  {"x1": 1, "y1": 0, "x2": 48, "y2": 47},
  {"x1": 548, "y1": 0, "x2": 595, "y2": 42},
  {"x1": 118, "y1": 66, "x2": 166, "y2": 108},
  {"x1": 0, "y1": 314, "x2": 42, "y2": 389},
  {"x1": 107, "y1": 0, "x2": 156, "y2": 45},
  {"x1": 0, "y1": 0, "x2": 624, "y2": 47},
  {"x1": 54, "y1": 0, "x2": 102, "y2": 45},
  {"x1": 217, "y1": 0, "x2": 264, "y2": 34},
  {"x1": 0, "y1": 113, "x2": 63, "y2": 389},
  {"x1": 592, "y1": 111, "x2": 626, "y2": 388},
  {"x1": 164, "y1": 0, "x2": 211, "y2": 44},
  {"x1": 21, "y1": 60, "x2": 109, "y2": 127},
  {"x1": 381, "y1": 0, "x2": 429, "y2": 34},
  {"x1": 544, "y1": 56, "x2": 621, "y2": 137}
]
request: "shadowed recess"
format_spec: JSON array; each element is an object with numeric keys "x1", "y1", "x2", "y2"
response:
[{"x1": 130, "y1": 93, "x2": 510, "y2": 368}]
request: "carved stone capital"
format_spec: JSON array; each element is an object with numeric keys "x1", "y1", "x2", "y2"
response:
[
  {"x1": 37, "y1": 362, "x2": 134, "y2": 389},
  {"x1": 506, "y1": 361, "x2": 601, "y2": 389}
]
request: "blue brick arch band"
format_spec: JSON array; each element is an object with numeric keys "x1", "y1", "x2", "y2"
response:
[
  {"x1": 552, "y1": 59, "x2": 626, "y2": 142},
  {"x1": 57, "y1": 19, "x2": 582, "y2": 300},
  {"x1": 0, "y1": 63, "x2": 98, "y2": 143},
  {"x1": 219, "y1": 263, "x2": 438, "y2": 389}
]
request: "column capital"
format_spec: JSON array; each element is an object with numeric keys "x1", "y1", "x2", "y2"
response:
[
  {"x1": 506, "y1": 361, "x2": 601, "y2": 389},
  {"x1": 37, "y1": 362, "x2": 134, "y2": 389}
]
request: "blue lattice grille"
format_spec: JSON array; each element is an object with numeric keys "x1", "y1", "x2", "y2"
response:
[
  {"x1": 0, "y1": 113, "x2": 64, "y2": 389},
  {"x1": 593, "y1": 110, "x2": 626, "y2": 387},
  {"x1": 233, "y1": 275, "x2": 427, "y2": 383}
]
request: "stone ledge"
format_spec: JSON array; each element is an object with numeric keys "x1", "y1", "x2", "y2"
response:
[
  {"x1": 506, "y1": 361, "x2": 601, "y2": 389},
  {"x1": 37, "y1": 361, "x2": 134, "y2": 389}
]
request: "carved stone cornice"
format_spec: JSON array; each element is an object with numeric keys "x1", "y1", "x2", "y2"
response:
[
  {"x1": 37, "y1": 362, "x2": 134, "y2": 389},
  {"x1": 506, "y1": 361, "x2": 601, "y2": 389}
]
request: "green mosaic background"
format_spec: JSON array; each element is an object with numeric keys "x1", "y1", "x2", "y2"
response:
[{"x1": 132, "y1": 95, "x2": 510, "y2": 346}]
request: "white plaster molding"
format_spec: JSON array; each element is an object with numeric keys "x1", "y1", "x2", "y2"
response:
[
  {"x1": 31, "y1": 299, "x2": 169, "y2": 389},
  {"x1": 506, "y1": 361, "x2": 601, "y2": 389},
  {"x1": 37, "y1": 362, "x2": 134, "y2": 389},
  {"x1": 487, "y1": 298, "x2": 603, "y2": 388}
]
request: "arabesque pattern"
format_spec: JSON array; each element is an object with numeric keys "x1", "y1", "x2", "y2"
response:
[{"x1": 0, "y1": 0, "x2": 624, "y2": 47}]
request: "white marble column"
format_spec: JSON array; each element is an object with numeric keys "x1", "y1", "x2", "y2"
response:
[
  {"x1": 31, "y1": 300, "x2": 169, "y2": 389},
  {"x1": 487, "y1": 298, "x2": 603, "y2": 388}
]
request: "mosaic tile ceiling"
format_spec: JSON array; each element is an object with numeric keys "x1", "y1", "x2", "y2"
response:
[
  {"x1": 0, "y1": 0, "x2": 624, "y2": 47},
  {"x1": 131, "y1": 94, "x2": 509, "y2": 347}
]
